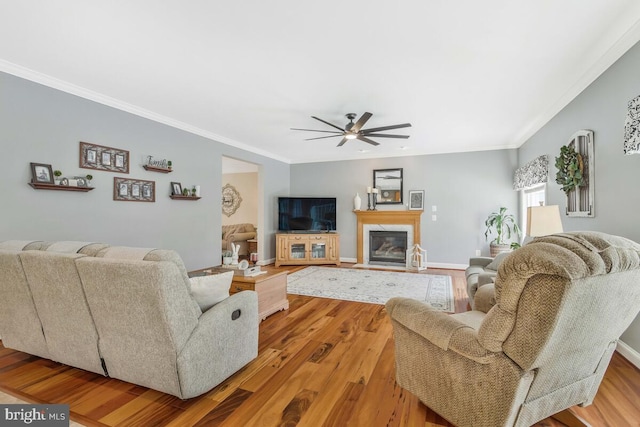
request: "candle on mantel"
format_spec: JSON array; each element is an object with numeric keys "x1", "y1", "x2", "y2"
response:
[
  {"x1": 367, "y1": 186, "x2": 372, "y2": 193},
  {"x1": 372, "y1": 188, "x2": 379, "y2": 194}
]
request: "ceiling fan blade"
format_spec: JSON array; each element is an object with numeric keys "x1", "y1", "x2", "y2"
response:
[
  {"x1": 337, "y1": 137, "x2": 349, "y2": 147},
  {"x1": 357, "y1": 135, "x2": 380, "y2": 146},
  {"x1": 351, "y1": 112, "x2": 372, "y2": 133},
  {"x1": 291, "y1": 128, "x2": 343, "y2": 134},
  {"x1": 305, "y1": 134, "x2": 343, "y2": 141},
  {"x1": 312, "y1": 116, "x2": 346, "y2": 132},
  {"x1": 364, "y1": 133, "x2": 410, "y2": 139},
  {"x1": 362, "y1": 123, "x2": 412, "y2": 133}
]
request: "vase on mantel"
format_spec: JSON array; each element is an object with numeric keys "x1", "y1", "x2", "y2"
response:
[{"x1": 353, "y1": 193, "x2": 362, "y2": 211}]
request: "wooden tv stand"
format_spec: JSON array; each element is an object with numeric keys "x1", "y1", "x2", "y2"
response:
[{"x1": 275, "y1": 232, "x2": 340, "y2": 267}]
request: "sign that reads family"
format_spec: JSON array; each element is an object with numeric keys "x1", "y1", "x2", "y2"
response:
[
  {"x1": 146, "y1": 156, "x2": 170, "y2": 169},
  {"x1": 1, "y1": 404, "x2": 69, "y2": 426}
]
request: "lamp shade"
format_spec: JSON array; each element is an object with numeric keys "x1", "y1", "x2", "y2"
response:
[{"x1": 526, "y1": 205, "x2": 563, "y2": 237}]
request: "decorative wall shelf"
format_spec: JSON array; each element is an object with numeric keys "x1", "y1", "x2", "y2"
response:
[
  {"x1": 29, "y1": 182, "x2": 94, "y2": 192},
  {"x1": 143, "y1": 165, "x2": 172, "y2": 173},
  {"x1": 170, "y1": 195, "x2": 201, "y2": 200}
]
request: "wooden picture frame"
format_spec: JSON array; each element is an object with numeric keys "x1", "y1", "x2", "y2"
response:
[
  {"x1": 409, "y1": 190, "x2": 425, "y2": 210},
  {"x1": 80, "y1": 141, "x2": 129, "y2": 173},
  {"x1": 171, "y1": 182, "x2": 183, "y2": 196},
  {"x1": 113, "y1": 177, "x2": 155, "y2": 202},
  {"x1": 30, "y1": 162, "x2": 54, "y2": 184}
]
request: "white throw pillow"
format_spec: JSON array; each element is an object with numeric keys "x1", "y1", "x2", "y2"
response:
[
  {"x1": 486, "y1": 251, "x2": 510, "y2": 271},
  {"x1": 189, "y1": 271, "x2": 234, "y2": 311}
]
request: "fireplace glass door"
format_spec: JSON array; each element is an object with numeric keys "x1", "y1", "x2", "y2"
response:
[{"x1": 369, "y1": 231, "x2": 408, "y2": 265}]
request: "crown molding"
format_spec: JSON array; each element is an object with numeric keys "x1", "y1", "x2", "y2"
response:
[{"x1": 0, "y1": 59, "x2": 291, "y2": 164}]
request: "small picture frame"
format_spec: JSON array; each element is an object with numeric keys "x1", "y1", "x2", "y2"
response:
[
  {"x1": 101, "y1": 152, "x2": 112, "y2": 166},
  {"x1": 30, "y1": 162, "x2": 54, "y2": 184},
  {"x1": 114, "y1": 177, "x2": 155, "y2": 202},
  {"x1": 171, "y1": 182, "x2": 183, "y2": 196},
  {"x1": 80, "y1": 141, "x2": 129, "y2": 173},
  {"x1": 409, "y1": 190, "x2": 425, "y2": 210}
]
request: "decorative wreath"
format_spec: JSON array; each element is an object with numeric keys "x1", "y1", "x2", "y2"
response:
[{"x1": 554, "y1": 144, "x2": 584, "y2": 194}]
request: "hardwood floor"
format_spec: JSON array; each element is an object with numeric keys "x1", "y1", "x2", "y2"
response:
[{"x1": 1, "y1": 264, "x2": 639, "y2": 426}]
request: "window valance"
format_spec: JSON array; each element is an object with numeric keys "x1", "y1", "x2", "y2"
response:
[{"x1": 513, "y1": 155, "x2": 548, "y2": 190}]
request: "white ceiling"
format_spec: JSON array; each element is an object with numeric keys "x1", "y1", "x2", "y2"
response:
[{"x1": 2, "y1": 1, "x2": 640, "y2": 164}]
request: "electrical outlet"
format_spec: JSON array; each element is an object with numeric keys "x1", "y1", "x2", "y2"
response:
[
  {"x1": 475, "y1": 249, "x2": 481, "y2": 256},
  {"x1": 432, "y1": 214, "x2": 437, "y2": 221},
  {"x1": 432, "y1": 205, "x2": 437, "y2": 212}
]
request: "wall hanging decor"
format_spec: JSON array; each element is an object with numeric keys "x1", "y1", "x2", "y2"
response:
[
  {"x1": 143, "y1": 155, "x2": 172, "y2": 173},
  {"x1": 80, "y1": 141, "x2": 129, "y2": 173},
  {"x1": 555, "y1": 130, "x2": 594, "y2": 217},
  {"x1": 624, "y1": 94, "x2": 640, "y2": 154},
  {"x1": 222, "y1": 183, "x2": 242, "y2": 216},
  {"x1": 113, "y1": 177, "x2": 155, "y2": 202},
  {"x1": 408, "y1": 190, "x2": 425, "y2": 210},
  {"x1": 373, "y1": 168, "x2": 403, "y2": 205}
]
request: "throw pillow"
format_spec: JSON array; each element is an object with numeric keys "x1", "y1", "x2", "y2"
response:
[
  {"x1": 189, "y1": 271, "x2": 234, "y2": 311},
  {"x1": 486, "y1": 251, "x2": 510, "y2": 271}
]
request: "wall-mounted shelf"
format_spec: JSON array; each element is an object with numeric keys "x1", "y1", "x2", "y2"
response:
[
  {"x1": 170, "y1": 195, "x2": 201, "y2": 200},
  {"x1": 29, "y1": 182, "x2": 94, "y2": 192},
  {"x1": 143, "y1": 165, "x2": 172, "y2": 173}
]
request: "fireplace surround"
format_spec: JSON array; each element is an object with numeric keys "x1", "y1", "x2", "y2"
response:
[{"x1": 354, "y1": 210, "x2": 422, "y2": 265}]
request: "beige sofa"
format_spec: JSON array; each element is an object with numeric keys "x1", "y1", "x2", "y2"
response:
[
  {"x1": 0, "y1": 240, "x2": 259, "y2": 399},
  {"x1": 387, "y1": 232, "x2": 640, "y2": 427},
  {"x1": 222, "y1": 223, "x2": 256, "y2": 256}
]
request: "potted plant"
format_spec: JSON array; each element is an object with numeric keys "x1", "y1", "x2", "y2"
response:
[
  {"x1": 222, "y1": 251, "x2": 233, "y2": 265},
  {"x1": 182, "y1": 188, "x2": 189, "y2": 196},
  {"x1": 191, "y1": 187, "x2": 197, "y2": 197},
  {"x1": 85, "y1": 174, "x2": 93, "y2": 186},
  {"x1": 484, "y1": 207, "x2": 521, "y2": 257},
  {"x1": 53, "y1": 170, "x2": 62, "y2": 185},
  {"x1": 167, "y1": 160, "x2": 172, "y2": 170}
]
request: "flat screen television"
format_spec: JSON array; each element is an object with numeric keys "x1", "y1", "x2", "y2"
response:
[{"x1": 278, "y1": 197, "x2": 337, "y2": 232}]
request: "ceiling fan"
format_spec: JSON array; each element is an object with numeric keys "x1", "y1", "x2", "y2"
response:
[{"x1": 291, "y1": 112, "x2": 411, "y2": 147}]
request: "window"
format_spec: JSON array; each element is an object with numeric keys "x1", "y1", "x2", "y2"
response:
[{"x1": 520, "y1": 184, "x2": 546, "y2": 239}]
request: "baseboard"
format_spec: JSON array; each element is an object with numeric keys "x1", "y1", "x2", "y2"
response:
[
  {"x1": 617, "y1": 340, "x2": 640, "y2": 369},
  {"x1": 340, "y1": 257, "x2": 357, "y2": 263},
  {"x1": 427, "y1": 262, "x2": 466, "y2": 270},
  {"x1": 258, "y1": 258, "x2": 275, "y2": 266}
]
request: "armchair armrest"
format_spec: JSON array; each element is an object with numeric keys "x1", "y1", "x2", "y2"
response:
[
  {"x1": 474, "y1": 283, "x2": 496, "y2": 314},
  {"x1": 477, "y1": 272, "x2": 497, "y2": 286},
  {"x1": 177, "y1": 291, "x2": 258, "y2": 398},
  {"x1": 468, "y1": 257, "x2": 493, "y2": 268},
  {"x1": 386, "y1": 297, "x2": 496, "y2": 364},
  {"x1": 228, "y1": 232, "x2": 256, "y2": 242}
]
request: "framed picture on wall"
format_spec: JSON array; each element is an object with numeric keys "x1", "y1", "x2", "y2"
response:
[
  {"x1": 409, "y1": 190, "x2": 425, "y2": 210},
  {"x1": 114, "y1": 177, "x2": 155, "y2": 202},
  {"x1": 80, "y1": 141, "x2": 129, "y2": 173}
]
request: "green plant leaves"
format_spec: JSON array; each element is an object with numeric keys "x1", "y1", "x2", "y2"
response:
[{"x1": 555, "y1": 144, "x2": 584, "y2": 194}]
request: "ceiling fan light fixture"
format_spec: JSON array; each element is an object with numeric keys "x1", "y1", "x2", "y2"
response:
[{"x1": 345, "y1": 133, "x2": 357, "y2": 140}]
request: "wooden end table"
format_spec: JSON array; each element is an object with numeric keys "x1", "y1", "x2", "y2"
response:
[{"x1": 191, "y1": 267, "x2": 289, "y2": 321}]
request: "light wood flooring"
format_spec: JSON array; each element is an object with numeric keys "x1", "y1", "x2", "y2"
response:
[{"x1": 1, "y1": 264, "x2": 639, "y2": 426}]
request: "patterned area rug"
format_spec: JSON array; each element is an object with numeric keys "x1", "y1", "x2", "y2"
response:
[{"x1": 287, "y1": 266, "x2": 454, "y2": 312}]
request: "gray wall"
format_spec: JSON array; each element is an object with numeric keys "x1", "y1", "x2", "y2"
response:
[
  {"x1": 290, "y1": 149, "x2": 518, "y2": 266},
  {"x1": 0, "y1": 72, "x2": 289, "y2": 270},
  {"x1": 518, "y1": 41, "x2": 640, "y2": 353}
]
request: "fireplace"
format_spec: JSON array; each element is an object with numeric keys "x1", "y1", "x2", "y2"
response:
[
  {"x1": 354, "y1": 210, "x2": 422, "y2": 266},
  {"x1": 369, "y1": 231, "x2": 408, "y2": 265}
]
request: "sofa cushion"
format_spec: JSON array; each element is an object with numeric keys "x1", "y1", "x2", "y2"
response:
[
  {"x1": 485, "y1": 251, "x2": 510, "y2": 271},
  {"x1": 189, "y1": 271, "x2": 234, "y2": 311}
]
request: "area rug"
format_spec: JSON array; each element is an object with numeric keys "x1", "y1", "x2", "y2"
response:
[{"x1": 287, "y1": 266, "x2": 454, "y2": 312}]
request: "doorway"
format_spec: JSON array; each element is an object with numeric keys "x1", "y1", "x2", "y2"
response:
[{"x1": 222, "y1": 156, "x2": 261, "y2": 262}]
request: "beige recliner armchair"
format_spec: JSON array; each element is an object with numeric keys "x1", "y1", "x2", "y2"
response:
[{"x1": 386, "y1": 231, "x2": 640, "y2": 427}]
